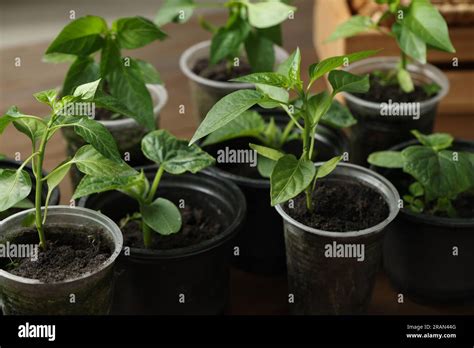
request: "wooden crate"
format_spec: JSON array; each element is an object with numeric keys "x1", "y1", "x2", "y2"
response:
[{"x1": 313, "y1": 0, "x2": 474, "y2": 116}]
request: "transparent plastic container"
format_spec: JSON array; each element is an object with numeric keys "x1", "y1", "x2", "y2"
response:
[
  {"x1": 0, "y1": 206, "x2": 123, "y2": 315},
  {"x1": 342, "y1": 57, "x2": 450, "y2": 166},
  {"x1": 179, "y1": 40, "x2": 289, "y2": 121},
  {"x1": 275, "y1": 163, "x2": 400, "y2": 315}
]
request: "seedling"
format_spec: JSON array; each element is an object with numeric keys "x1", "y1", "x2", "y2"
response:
[
  {"x1": 155, "y1": 0, "x2": 296, "y2": 73},
  {"x1": 73, "y1": 130, "x2": 215, "y2": 248},
  {"x1": 190, "y1": 48, "x2": 377, "y2": 211},
  {"x1": 327, "y1": 0, "x2": 455, "y2": 92},
  {"x1": 0, "y1": 80, "x2": 133, "y2": 249},
  {"x1": 45, "y1": 15, "x2": 166, "y2": 130},
  {"x1": 368, "y1": 130, "x2": 474, "y2": 216},
  {"x1": 201, "y1": 101, "x2": 356, "y2": 177}
]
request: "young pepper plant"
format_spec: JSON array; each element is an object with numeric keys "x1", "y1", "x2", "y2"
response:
[
  {"x1": 327, "y1": 0, "x2": 455, "y2": 93},
  {"x1": 44, "y1": 15, "x2": 166, "y2": 130},
  {"x1": 190, "y1": 48, "x2": 377, "y2": 211},
  {"x1": 155, "y1": 0, "x2": 296, "y2": 72},
  {"x1": 201, "y1": 100, "x2": 356, "y2": 178},
  {"x1": 368, "y1": 130, "x2": 474, "y2": 216},
  {"x1": 0, "y1": 80, "x2": 134, "y2": 249},
  {"x1": 72, "y1": 130, "x2": 215, "y2": 248}
]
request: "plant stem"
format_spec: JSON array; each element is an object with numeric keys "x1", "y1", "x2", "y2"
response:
[
  {"x1": 300, "y1": 93, "x2": 314, "y2": 213},
  {"x1": 34, "y1": 130, "x2": 49, "y2": 249},
  {"x1": 145, "y1": 166, "x2": 165, "y2": 204},
  {"x1": 142, "y1": 221, "x2": 152, "y2": 249},
  {"x1": 401, "y1": 51, "x2": 407, "y2": 70}
]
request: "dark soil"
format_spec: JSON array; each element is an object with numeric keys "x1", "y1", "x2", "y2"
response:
[
  {"x1": 193, "y1": 57, "x2": 252, "y2": 82},
  {"x1": 122, "y1": 205, "x2": 222, "y2": 250},
  {"x1": 354, "y1": 74, "x2": 434, "y2": 103},
  {"x1": 284, "y1": 180, "x2": 389, "y2": 232},
  {"x1": 3, "y1": 225, "x2": 113, "y2": 283},
  {"x1": 451, "y1": 193, "x2": 474, "y2": 218}
]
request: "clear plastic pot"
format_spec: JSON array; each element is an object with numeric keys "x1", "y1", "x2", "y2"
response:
[
  {"x1": 275, "y1": 163, "x2": 400, "y2": 315},
  {"x1": 342, "y1": 57, "x2": 449, "y2": 166},
  {"x1": 0, "y1": 206, "x2": 123, "y2": 315},
  {"x1": 203, "y1": 113, "x2": 350, "y2": 275},
  {"x1": 372, "y1": 139, "x2": 474, "y2": 303},
  {"x1": 63, "y1": 84, "x2": 168, "y2": 187},
  {"x1": 78, "y1": 168, "x2": 246, "y2": 315},
  {"x1": 179, "y1": 40, "x2": 289, "y2": 121}
]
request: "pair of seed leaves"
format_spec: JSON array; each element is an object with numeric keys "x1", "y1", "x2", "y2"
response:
[
  {"x1": 44, "y1": 15, "x2": 165, "y2": 131},
  {"x1": 327, "y1": 0, "x2": 455, "y2": 92},
  {"x1": 368, "y1": 130, "x2": 474, "y2": 206},
  {"x1": 156, "y1": 0, "x2": 296, "y2": 72},
  {"x1": 0, "y1": 80, "x2": 214, "y2": 236},
  {"x1": 190, "y1": 48, "x2": 377, "y2": 206}
]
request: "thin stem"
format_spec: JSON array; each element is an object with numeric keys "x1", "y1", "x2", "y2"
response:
[
  {"x1": 34, "y1": 129, "x2": 50, "y2": 249},
  {"x1": 146, "y1": 166, "x2": 165, "y2": 204},
  {"x1": 401, "y1": 51, "x2": 408, "y2": 70},
  {"x1": 142, "y1": 221, "x2": 152, "y2": 249}
]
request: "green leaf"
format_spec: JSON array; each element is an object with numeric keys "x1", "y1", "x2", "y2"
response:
[
  {"x1": 190, "y1": 89, "x2": 264, "y2": 144},
  {"x1": 45, "y1": 160, "x2": 71, "y2": 205},
  {"x1": 62, "y1": 56, "x2": 100, "y2": 96},
  {"x1": 275, "y1": 47, "x2": 301, "y2": 88},
  {"x1": 134, "y1": 59, "x2": 162, "y2": 84},
  {"x1": 402, "y1": 146, "x2": 473, "y2": 201},
  {"x1": 93, "y1": 94, "x2": 140, "y2": 121},
  {"x1": 321, "y1": 99, "x2": 357, "y2": 128},
  {"x1": 142, "y1": 130, "x2": 215, "y2": 174},
  {"x1": 21, "y1": 212, "x2": 36, "y2": 227},
  {"x1": 398, "y1": 24, "x2": 427, "y2": 64},
  {"x1": 409, "y1": 181, "x2": 424, "y2": 197},
  {"x1": 142, "y1": 198, "x2": 182, "y2": 235},
  {"x1": 33, "y1": 89, "x2": 59, "y2": 106},
  {"x1": 307, "y1": 91, "x2": 332, "y2": 126},
  {"x1": 244, "y1": 30, "x2": 275, "y2": 73},
  {"x1": 404, "y1": 0, "x2": 455, "y2": 53},
  {"x1": 0, "y1": 106, "x2": 45, "y2": 135},
  {"x1": 100, "y1": 36, "x2": 122, "y2": 77},
  {"x1": 309, "y1": 50, "x2": 379, "y2": 84},
  {"x1": 115, "y1": 16, "x2": 166, "y2": 49},
  {"x1": 397, "y1": 68, "x2": 414, "y2": 93},
  {"x1": 231, "y1": 72, "x2": 290, "y2": 88},
  {"x1": 202, "y1": 111, "x2": 265, "y2": 146},
  {"x1": 411, "y1": 130, "x2": 453, "y2": 151},
  {"x1": 247, "y1": 1, "x2": 295, "y2": 29},
  {"x1": 210, "y1": 17, "x2": 250, "y2": 65},
  {"x1": 0, "y1": 169, "x2": 32, "y2": 212},
  {"x1": 72, "y1": 145, "x2": 136, "y2": 177},
  {"x1": 255, "y1": 83, "x2": 289, "y2": 108},
  {"x1": 249, "y1": 143, "x2": 285, "y2": 161},
  {"x1": 13, "y1": 198, "x2": 34, "y2": 209},
  {"x1": 260, "y1": 25, "x2": 282, "y2": 46},
  {"x1": 108, "y1": 58, "x2": 155, "y2": 130},
  {"x1": 46, "y1": 16, "x2": 107, "y2": 55},
  {"x1": 313, "y1": 156, "x2": 342, "y2": 189},
  {"x1": 257, "y1": 155, "x2": 276, "y2": 178},
  {"x1": 368, "y1": 150, "x2": 404, "y2": 168},
  {"x1": 13, "y1": 118, "x2": 47, "y2": 143},
  {"x1": 422, "y1": 82, "x2": 441, "y2": 97},
  {"x1": 328, "y1": 70, "x2": 370, "y2": 94},
  {"x1": 154, "y1": 0, "x2": 195, "y2": 26},
  {"x1": 70, "y1": 117, "x2": 122, "y2": 162},
  {"x1": 73, "y1": 173, "x2": 147, "y2": 203},
  {"x1": 270, "y1": 155, "x2": 316, "y2": 206},
  {"x1": 42, "y1": 53, "x2": 77, "y2": 63},
  {"x1": 73, "y1": 79, "x2": 101, "y2": 100},
  {"x1": 326, "y1": 16, "x2": 374, "y2": 41}
]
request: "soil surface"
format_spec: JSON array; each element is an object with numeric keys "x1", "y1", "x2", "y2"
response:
[
  {"x1": 284, "y1": 180, "x2": 389, "y2": 232},
  {"x1": 193, "y1": 57, "x2": 252, "y2": 82},
  {"x1": 3, "y1": 225, "x2": 113, "y2": 283},
  {"x1": 353, "y1": 74, "x2": 435, "y2": 103},
  {"x1": 122, "y1": 205, "x2": 222, "y2": 250}
]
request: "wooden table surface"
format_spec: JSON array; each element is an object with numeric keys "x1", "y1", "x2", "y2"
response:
[{"x1": 1, "y1": 0, "x2": 473, "y2": 315}]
